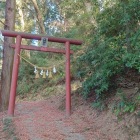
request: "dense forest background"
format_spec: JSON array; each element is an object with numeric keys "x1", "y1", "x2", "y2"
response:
[{"x1": 0, "y1": 0, "x2": 140, "y2": 115}]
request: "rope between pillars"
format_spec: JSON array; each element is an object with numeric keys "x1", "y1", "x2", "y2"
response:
[{"x1": 18, "y1": 54, "x2": 65, "y2": 70}]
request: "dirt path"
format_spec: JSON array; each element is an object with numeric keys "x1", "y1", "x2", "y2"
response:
[
  {"x1": 1, "y1": 93, "x2": 139, "y2": 140},
  {"x1": 14, "y1": 100, "x2": 87, "y2": 140},
  {"x1": 0, "y1": 112, "x2": 6, "y2": 140}
]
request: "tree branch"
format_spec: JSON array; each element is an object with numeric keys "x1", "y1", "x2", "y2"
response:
[
  {"x1": 0, "y1": 20, "x2": 6, "y2": 26},
  {"x1": 31, "y1": 0, "x2": 46, "y2": 34}
]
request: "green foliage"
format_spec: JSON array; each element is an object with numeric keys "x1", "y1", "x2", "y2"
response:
[
  {"x1": 17, "y1": 51, "x2": 65, "y2": 98},
  {"x1": 97, "y1": 0, "x2": 140, "y2": 37},
  {"x1": 92, "y1": 100, "x2": 105, "y2": 111},
  {"x1": 112, "y1": 90, "x2": 136, "y2": 116},
  {"x1": 3, "y1": 118, "x2": 19, "y2": 140},
  {"x1": 78, "y1": 36, "x2": 125, "y2": 98},
  {"x1": 122, "y1": 30, "x2": 140, "y2": 71},
  {"x1": 76, "y1": 0, "x2": 140, "y2": 101},
  {"x1": 59, "y1": 0, "x2": 99, "y2": 44}
]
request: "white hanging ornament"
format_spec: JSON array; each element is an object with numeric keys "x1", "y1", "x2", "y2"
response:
[
  {"x1": 34, "y1": 66, "x2": 38, "y2": 73},
  {"x1": 46, "y1": 70, "x2": 49, "y2": 76},
  {"x1": 53, "y1": 65, "x2": 56, "y2": 74},
  {"x1": 40, "y1": 69, "x2": 44, "y2": 75}
]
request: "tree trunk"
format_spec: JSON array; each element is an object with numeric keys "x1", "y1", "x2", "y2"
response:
[
  {"x1": 17, "y1": 0, "x2": 30, "y2": 58},
  {"x1": 31, "y1": 0, "x2": 46, "y2": 34},
  {"x1": 0, "y1": 0, "x2": 15, "y2": 111}
]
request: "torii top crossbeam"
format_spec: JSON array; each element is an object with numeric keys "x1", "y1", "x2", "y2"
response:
[{"x1": 1, "y1": 30, "x2": 82, "y2": 45}]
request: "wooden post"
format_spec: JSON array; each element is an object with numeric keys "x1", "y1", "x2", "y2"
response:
[
  {"x1": 8, "y1": 35, "x2": 22, "y2": 116},
  {"x1": 65, "y1": 41, "x2": 71, "y2": 116}
]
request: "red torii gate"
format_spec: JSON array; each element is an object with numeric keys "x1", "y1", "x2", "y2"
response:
[{"x1": 1, "y1": 30, "x2": 82, "y2": 117}]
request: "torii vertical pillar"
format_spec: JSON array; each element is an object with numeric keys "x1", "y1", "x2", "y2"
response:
[
  {"x1": 8, "y1": 35, "x2": 22, "y2": 116},
  {"x1": 65, "y1": 41, "x2": 71, "y2": 116}
]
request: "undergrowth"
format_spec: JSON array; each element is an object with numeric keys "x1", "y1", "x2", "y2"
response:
[
  {"x1": 76, "y1": 0, "x2": 140, "y2": 115},
  {"x1": 3, "y1": 117, "x2": 19, "y2": 140},
  {"x1": 112, "y1": 89, "x2": 140, "y2": 116},
  {"x1": 17, "y1": 50, "x2": 66, "y2": 99}
]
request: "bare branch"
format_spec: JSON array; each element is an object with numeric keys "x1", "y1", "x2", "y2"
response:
[
  {"x1": 0, "y1": 20, "x2": 5, "y2": 26},
  {"x1": 31, "y1": 0, "x2": 46, "y2": 34}
]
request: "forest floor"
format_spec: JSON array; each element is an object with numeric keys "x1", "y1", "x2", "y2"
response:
[{"x1": 0, "y1": 82, "x2": 140, "y2": 140}]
